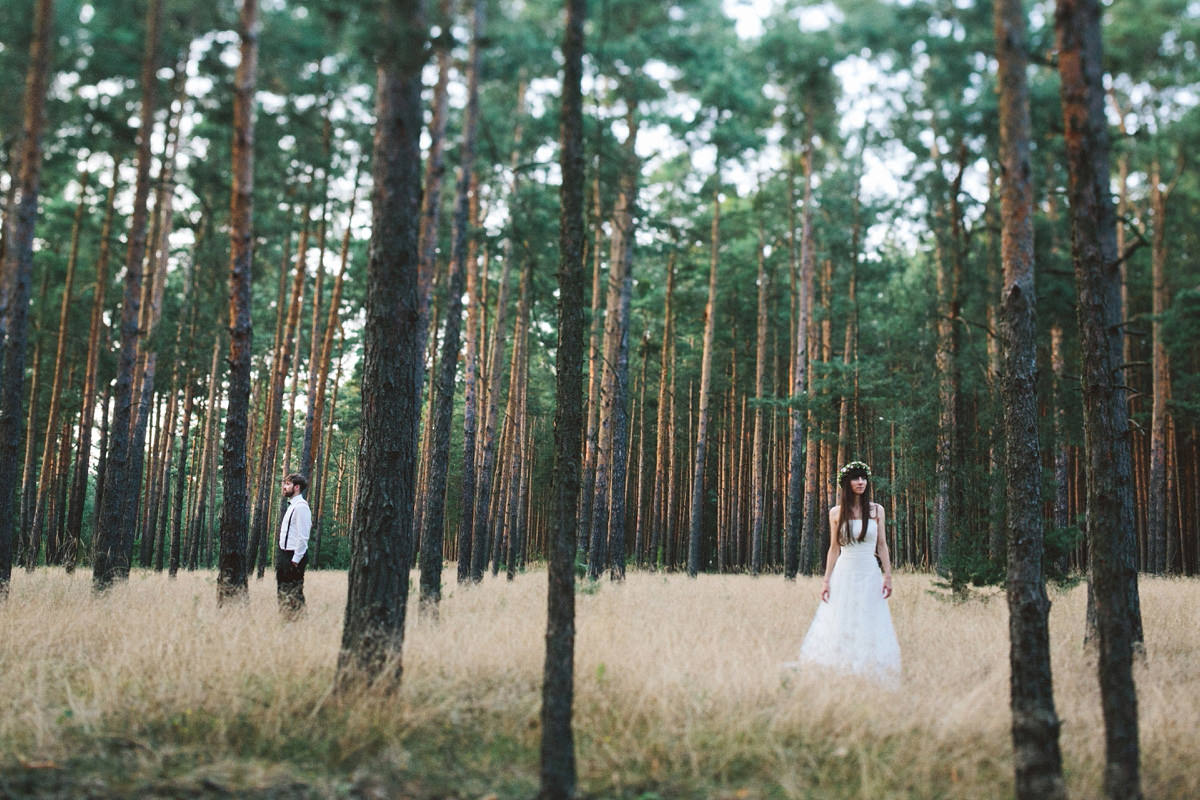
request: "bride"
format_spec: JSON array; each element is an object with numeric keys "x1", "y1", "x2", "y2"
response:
[{"x1": 790, "y1": 461, "x2": 901, "y2": 684}]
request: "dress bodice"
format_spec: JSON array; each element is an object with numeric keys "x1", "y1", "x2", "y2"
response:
[{"x1": 840, "y1": 517, "x2": 878, "y2": 556}]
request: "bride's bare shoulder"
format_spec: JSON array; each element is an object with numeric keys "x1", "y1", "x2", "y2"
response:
[{"x1": 828, "y1": 505, "x2": 841, "y2": 518}]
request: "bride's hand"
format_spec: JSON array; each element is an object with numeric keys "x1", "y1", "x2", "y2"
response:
[
  {"x1": 882, "y1": 575, "x2": 893, "y2": 599},
  {"x1": 820, "y1": 579, "x2": 830, "y2": 603}
]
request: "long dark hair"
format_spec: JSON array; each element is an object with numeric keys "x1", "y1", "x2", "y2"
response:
[{"x1": 835, "y1": 468, "x2": 874, "y2": 546}]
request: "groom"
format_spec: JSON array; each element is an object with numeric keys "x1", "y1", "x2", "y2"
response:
[{"x1": 276, "y1": 472, "x2": 312, "y2": 619}]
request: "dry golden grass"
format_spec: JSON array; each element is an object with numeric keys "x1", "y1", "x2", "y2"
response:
[{"x1": 0, "y1": 567, "x2": 1197, "y2": 798}]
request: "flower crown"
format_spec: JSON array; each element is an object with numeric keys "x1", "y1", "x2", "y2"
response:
[{"x1": 838, "y1": 461, "x2": 871, "y2": 482}]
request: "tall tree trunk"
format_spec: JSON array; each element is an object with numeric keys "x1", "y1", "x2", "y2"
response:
[
  {"x1": 27, "y1": 169, "x2": 88, "y2": 569},
  {"x1": 579, "y1": 170, "x2": 606, "y2": 558},
  {"x1": 687, "y1": 182, "x2": 721, "y2": 578},
  {"x1": 995, "y1": 1, "x2": 1066, "y2": 793},
  {"x1": 473, "y1": 81, "x2": 527, "y2": 582},
  {"x1": 0, "y1": 0, "x2": 54, "y2": 595},
  {"x1": 606, "y1": 208, "x2": 634, "y2": 582},
  {"x1": 250, "y1": 210, "x2": 308, "y2": 579},
  {"x1": 1056, "y1": 1, "x2": 1144, "y2": 795},
  {"x1": 425, "y1": 0, "x2": 482, "y2": 596},
  {"x1": 587, "y1": 114, "x2": 637, "y2": 579},
  {"x1": 65, "y1": 161, "x2": 119, "y2": 571},
  {"x1": 785, "y1": 133, "x2": 814, "y2": 580},
  {"x1": 218, "y1": 0, "x2": 259, "y2": 603},
  {"x1": 336, "y1": 0, "x2": 425, "y2": 681},
  {"x1": 305, "y1": 166, "x2": 360, "y2": 556},
  {"x1": 414, "y1": 0, "x2": 451, "y2": 372},
  {"x1": 1147, "y1": 157, "x2": 1177, "y2": 574},
  {"x1": 649, "y1": 252, "x2": 676, "y2": 569},
  {"x1": 463, "y1": 164, "x2": 486, "y2": 582},
  {"x1": 933, "y1": 144, "x2": 966, "y2": 570},
  {"x1": 751, "y1": 223, "x2": 768, "y2": 575},
  {"x1": 93, "y1": 0, "x2": 162, "y2": 590},
  {"x1": 541, "y1": 0, "x2": 585, "y2": 791},
  {"x1": 188, "y1": 340, "x2": 222, "y2": 570}
]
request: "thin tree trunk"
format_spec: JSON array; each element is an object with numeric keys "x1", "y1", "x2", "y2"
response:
[
  {"x1": 587, "y1": 114, "x2": 637, "y2": 580},
  {"x1": 541, "y1": 0, "x2": 585, "y2": 789},
  {"x1": 65, "y1": 162, "x2": 118, "y2": 571},
  {"x1": 1056, "y1": 1, "x2": 1144, "y2": 794},
  {"x1": 250, "y1": 209, "x2": 309, "y2": 578},
  {"x1": 751, "y1": 221, "x2": 768, "y2": 574},
  {"x1": 687, "y1": 182, "x2": 721, "y2": 578},
  {"x1": 785, "y1": 133, "x2": 814, "y2": 580},
  {"x1": 649, "y1": 252, "x2": 676, "y2": 569},
  {"x1": 1147, "y1": 156, "x2": 1177, "y2": 574},
  {"x1": 306, "y1": 166, "x2": 360, "y2": 550},
  {"x1": 995, "y1": 0, "x2": 1067, "y2": 792},
  {"x1": 579, "y1": 169, "x2": 606, "y2": 559},
  {"x1": 0, "y1": 0, "x2": 54, "y2": 595},
  {"x1": 473, "y1": 82, "x2": 527, "y2": 581},
  {"x1": 422, "y1": 0, "x2": 482, "y2": 599},
  {"x1": 27, "y1": 169, "x2": 89, "y2": 569},
  {"x1": 93, "y1": 0, "x2": 162, "y2": 590}
]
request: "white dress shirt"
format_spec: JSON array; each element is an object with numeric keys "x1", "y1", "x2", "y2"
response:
[{"x1": 279, "y1": 494, "x2": 312, "y2": 563}]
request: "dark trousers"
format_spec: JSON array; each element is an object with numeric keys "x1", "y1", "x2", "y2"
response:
[{"x1": 276, "y1": 548, "x2": 308, "y2": 618}]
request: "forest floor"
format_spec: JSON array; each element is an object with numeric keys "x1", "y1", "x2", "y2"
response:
[{"x1": 1, "y1": 566, "x2": 1197, "y2": 799}]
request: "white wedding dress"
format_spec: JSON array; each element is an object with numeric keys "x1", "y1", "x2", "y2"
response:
[{"x1": 791, "y1": 517, "x2": 901, "y2": 685}]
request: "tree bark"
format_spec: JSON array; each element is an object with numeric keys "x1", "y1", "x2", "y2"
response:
[
  {"x1": 0, "y1": 0, "x2": 54, "y2": 595},
  {"x1": 250, "y1": 210, "x2": 308, "y2": 578},
  {"x1": 688, "y1": 183, "x2": 721, "y2": 577},
  {"x1": 27, "y1": 169, "x2": 88, "y2": 569},
  {"x1": 649, "y1": 252, "x2": 676, "y2": 569},
  {"x1": 218, "y1": 0, "x2": 259, "y2": 604},
  {"x1": 64, "y1": 162, "x2": 117, "y2": 570},
  {"x1": 473, "y1": 81, "x2": 527, "y2": 581},
  {"x1": 1147, "y1": 157, "x2": 1175, "y2": 574},
  {"x1": 1056, "y1": 1, "x2": 1144, "y2": 795},
  {"x1": 426, "y1": 0, "x2": 483, "y2": 596},
  {"x1": 751, "y1": 223, "x2": 768, "y2": 574},
  {"x1": 995, "y1": 0, "x2": 1067, "y2": 793},
  {"x1": 336, "y1": 0, "x2": 425, "y2": 682},
  {"x1": 540, "y1": 0, "x2": 585, "y2": 793},
  {"x1": 785, "y1": 135, "x2": 814, "y2": 580},
  {"x1": 93, "y1": 0, "x2": 162, "y2": 590}
]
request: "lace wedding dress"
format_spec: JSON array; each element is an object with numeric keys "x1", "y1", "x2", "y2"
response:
[{"x1": 791, "y1": 517, "x2": 901, "y2": 685}]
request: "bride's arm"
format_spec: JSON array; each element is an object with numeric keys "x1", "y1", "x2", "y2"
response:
[
  {"x1": 875, "y1": 503, "x2": 893, "y2": 598},
  {"x1": 821, "y1": 507, "x2": 841, "y2": 602}
]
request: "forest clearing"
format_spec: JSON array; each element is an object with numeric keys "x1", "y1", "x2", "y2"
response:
[
  {"x1": 3, "y1": 0, "x2": 1198, "y2": 796},
  {"x1": 2, "y1": 567, "x2": 1197, "y2": 799}
]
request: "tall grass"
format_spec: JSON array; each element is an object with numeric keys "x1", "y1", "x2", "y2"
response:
[{"x1": 1, "y1": 567, "x2": 1196, "y2": 798}]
